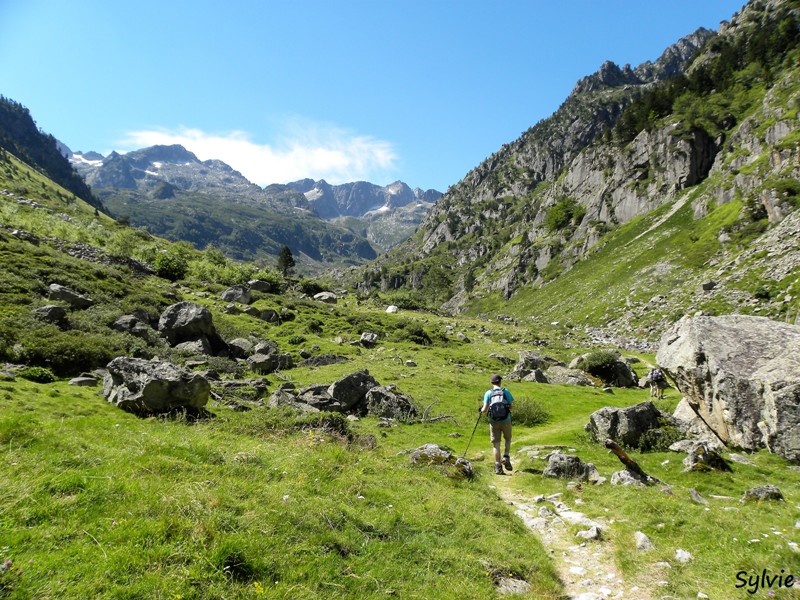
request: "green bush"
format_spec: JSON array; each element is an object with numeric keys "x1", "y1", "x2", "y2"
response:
[
  {"x1": 19, "y1": 366, "x2": 55, "y2": 383},
  {"x1": 287, "y1": 335, "x2": 306, "y2": 345},
  {"x1": 154, "y1": 247, "x2": 189, "y2": 281},
  {"x1": 636, "y1": 420, "x2": 685, "y2": 452},
  {"x1": 391, "y1": 321, "x2": 432, "y2": 346},
  {"x1": 297, "y1": 278, "x2": 324, "y2": 296},
  {"x1": 306, "y1": 319, "x2": 323, "y2": 334},
  {"x1": 510, "y1": 396, "x2": 550, "y2": 426},
  {"x1": 577, "y1": 350, "x2": 619, "y2": 381},
  {"x1": 16, "y1": 330, "x2": 129, "y2": 375}
]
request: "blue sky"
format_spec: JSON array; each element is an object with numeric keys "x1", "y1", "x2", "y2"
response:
[{"x1": 1, "y1": 1, "x2": 744, "y2": 192}]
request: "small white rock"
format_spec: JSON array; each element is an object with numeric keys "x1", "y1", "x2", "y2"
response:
[{"x1": 675, "y1": 549, "x2": 693, "y2": 563}]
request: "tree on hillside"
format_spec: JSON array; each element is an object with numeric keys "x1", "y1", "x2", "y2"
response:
[{"x1": 277, "y1": 245, "x2": 295, "y2": 276}]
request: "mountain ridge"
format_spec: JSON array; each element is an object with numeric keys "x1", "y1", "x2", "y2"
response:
[{"x1": 352, "y1": 0, "x2": 800, "y2": 339}]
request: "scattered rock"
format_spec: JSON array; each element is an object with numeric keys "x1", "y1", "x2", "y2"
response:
[
  {"x1": 227, "y1": 338, "x2": 254, "y2": 359},
  {"x1": 220, "y1": 284, "x2": 251, "y2": 304},
  {"x1": 259, "y1": 309, "x2": 281, "y2": 324},
  {"x1": 48, "y1": 283, "x2": 93, "y2": 309},
  {"x1": 328, "y1": 370, "x2": 380, "y2": 412},
  {"x1": 585, "y1": 401, "x2": 667, "y2": 448},
  {"x1": 634, "y1": 531, "x2": 655, "y2": 551},
  {"x1": 33, "y1": 304, "x2": 68, "y2": 327},
  {"x1": 385, "y1": 305, "x2": 399, "y2": 314},
  {"x1": 610, "y1": 469, "x2": 647, "y2": 486},
  {"x1": 545, "y1": 365, "x2": 593, "y2": 386},
  {"x1": 298, "y1": 354, "x2": 350, "y2": 368},
  {"x1": 409, "y1": 443, "x2": 473, "y2": 479},
  {"x1": 247, "y1": 279, "x2": 272, "y2": 293},
  {"x1": 675, "y1": 549, "x2": 693, "y2": 563},
  {"x1": 576, "y1": 526, "x2": 602, "y2": 540},
  {"x1": 727, "y1": 453, "x2": 756, "y2": 466},
  {"x1": 689, "y1": 488, "x2": 709, "y2": 505},
  {"x1": 313, "y1": 292, "x2": 338, "y2": 304},
  {"x1": 496, "y1": 577, "x2": 531, "y2": 595},
  {"x1": 158, "y1": 302, "x2": 227, "y2": 355},
  {"x1": 359, "y1": 332, "x2": 379, "y2": 347},
  {"x1": 741, "y1": 485, "x2": 784, "y2": 503},
  {"x1": 111, "y1": 315, "x2": 151, "y2": 338},
  {"x1": 365, "y1": 385, "x2": 417, "y2": 419},
  {"x1": 682, "y1": 442, "x2": 732, "y2": 472},
  {"x1": 68, "y1": 376, "x2": 98, "y2": 387},
  {"x1": 543, "y1": 453, "x2": 601, "y2": 482}
]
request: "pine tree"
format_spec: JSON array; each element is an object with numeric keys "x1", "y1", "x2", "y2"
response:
[{"x1": 277, "y1": 245, "x2": 295, "y2": 276}]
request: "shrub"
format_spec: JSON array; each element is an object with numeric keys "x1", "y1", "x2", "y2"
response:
[
  {"x1": 577, "y1": 350, "x2": 619, "y2": 381},
  {"x1": 154, "y1": 247, "x2": 190, "y2": 281},
  {"x1": 306, "y1": 319, "x2": 323, "y2": 334},
  {"x1": 297, "y1": 278, "x2": 324, "y2": 296},
  {"x1": 287, "y1": 335, "x2": 306, "y2": 345},
  {"x1": 19, "y1": 366, "x2": 55, "y2": 383},
  {"x1": 510, "y1": 397, "x2": 550, "y2": 426},
  {"x1": 391, "y1": 322, "x2": 432, "y2": 346},
  {"x1": 636, "y1": 419, "x2": 685, "y2": 452}
]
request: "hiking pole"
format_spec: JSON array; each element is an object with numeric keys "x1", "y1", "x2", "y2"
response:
[{"x1": 461, "y1": 409, "x2": 483, "y2": 459}]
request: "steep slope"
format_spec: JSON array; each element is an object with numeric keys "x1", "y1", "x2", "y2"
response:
[
  {"x1": 361, "y1": 0, "x2": 800, "y2": 339},
  {"x1": 0, "y1": 96, "x2": 102, "y2": 209}
]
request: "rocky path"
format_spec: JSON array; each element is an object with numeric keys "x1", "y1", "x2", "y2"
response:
[{"x1": 493, "y1": 479, "x2": 653, "y2": 600}]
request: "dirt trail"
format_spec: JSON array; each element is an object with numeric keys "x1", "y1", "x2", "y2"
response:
[{"x1": 493, "y1": 477, "x2": 655, "y2": 600}]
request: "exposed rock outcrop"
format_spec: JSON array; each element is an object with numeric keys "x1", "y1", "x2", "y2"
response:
[{"x1": 657, "y1": 315, "x2": 800, "y2": 462}]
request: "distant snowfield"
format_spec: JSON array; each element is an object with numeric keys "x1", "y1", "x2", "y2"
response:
[{"x1": 71, "y1": 154, "x2": 103, "y2": 167}]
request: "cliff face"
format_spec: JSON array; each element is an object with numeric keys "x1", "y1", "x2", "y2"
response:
[{"x1": 366, "y1": 0, "x2": 800, "y2": 335}]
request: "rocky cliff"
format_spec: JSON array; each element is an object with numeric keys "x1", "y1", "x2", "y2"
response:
[{"x1": 363, "y1": 0, "x2": 800, "y2": 337}]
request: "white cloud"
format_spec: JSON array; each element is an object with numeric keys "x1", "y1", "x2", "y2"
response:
[{"x1": 118, "y1": 120, "x2": 399, "y2": 186}]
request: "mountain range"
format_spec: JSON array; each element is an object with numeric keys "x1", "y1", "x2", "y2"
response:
[
  {"x1": 1, "y1": 0, "x2": 798, "y2": 342},
  {"x1": 67, "y1": 144, "x2": 441, "y2": 266}
]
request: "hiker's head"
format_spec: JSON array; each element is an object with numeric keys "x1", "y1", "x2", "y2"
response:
[{"x1": 490, "y1": 374, "x2": 502, "y2": 385}]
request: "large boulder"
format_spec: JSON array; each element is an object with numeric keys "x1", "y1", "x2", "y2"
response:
[
  {"x1": 158, "y1": 302, "x2": 228, "y2": 355},
  {"x1": 656, "y1": 315, "x2": 800, "y2": 462},
  {"x1": 585, "y1": 401, "x2": 665, "y2": 448},
  {"x1": 328, "y1": 370, "x2": 380, "y2": 412},
  {"x1": 103, "y1": 357, "x2": 210, "y2": 416},
  {"x1": 365, "y1": 385, "x2": 417, "y2": 419}
]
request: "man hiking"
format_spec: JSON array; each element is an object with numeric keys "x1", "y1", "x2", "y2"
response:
[{"x1": 480, "y1": 374, "x2": 514, "y2": 475}]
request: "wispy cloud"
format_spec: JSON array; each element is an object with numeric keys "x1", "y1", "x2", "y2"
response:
[{"x1": 118, "y1": 120, "x2": 399, "y2": 186}]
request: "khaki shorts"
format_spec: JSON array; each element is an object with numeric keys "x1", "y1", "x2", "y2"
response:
[{"x1": 490, "y1": 420, "x2": 512, "y2": 445}]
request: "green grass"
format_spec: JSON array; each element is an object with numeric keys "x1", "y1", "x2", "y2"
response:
[{"x1": 0, "y1": 378, "x2": 563, "y2": 600}]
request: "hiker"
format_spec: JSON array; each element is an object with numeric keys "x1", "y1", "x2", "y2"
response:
[
  {"x1": 480, "y1": 374, "x2": 514, "y2": 475},
  {"x1": 648, "y1": 367, "x2": 665, "y2": 399}
]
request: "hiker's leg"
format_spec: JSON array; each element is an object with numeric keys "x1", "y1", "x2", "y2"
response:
[
  {"x1": 501, "y1": 420, "x2": 512, "y2": 457},
  {"x1": 501, "y1": 421, "x2": 513, "y2": 470},
  {"x1": 490, "y1": 423, "x2": 502, "y2": 463}
]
